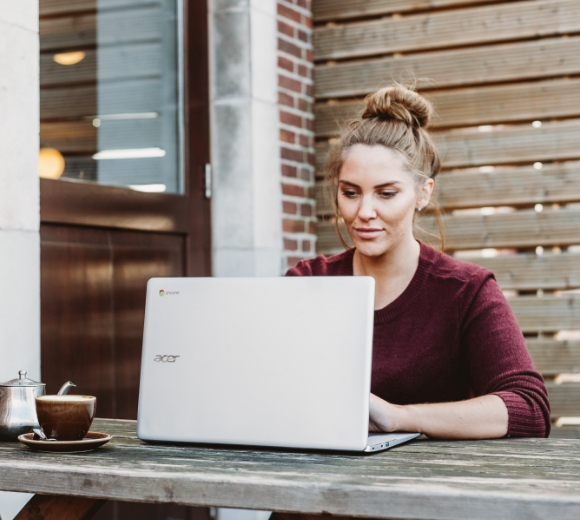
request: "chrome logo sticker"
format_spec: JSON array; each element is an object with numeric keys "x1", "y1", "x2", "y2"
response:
[{"x1": 159, "y1": 290, "x2": 165, "y2": 297}]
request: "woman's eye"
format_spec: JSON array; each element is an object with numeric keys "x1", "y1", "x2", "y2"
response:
[
  {"x1": 342, "y1": 190, "x2": 358, "y2": 198},
  {"x1": 380, "y1": 191, "x2": 397, "y2": 198}
]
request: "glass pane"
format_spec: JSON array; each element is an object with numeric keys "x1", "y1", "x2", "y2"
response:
[{"x1": 39, "y1": 0, "x2": 183, "y2": 194}]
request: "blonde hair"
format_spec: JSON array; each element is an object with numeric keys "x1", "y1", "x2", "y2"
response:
[{"x1": 325, "y1": 85, "x2": 444, "y2": 249}]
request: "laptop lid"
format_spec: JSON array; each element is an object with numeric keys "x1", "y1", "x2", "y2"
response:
[{"x1": 137, "y1": 276, "x2": 375, "y2": 451}]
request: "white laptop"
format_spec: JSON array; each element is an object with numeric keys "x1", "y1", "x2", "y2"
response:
[{"x1": 137, "y1": 277, "x2": 420, "y2": 453}]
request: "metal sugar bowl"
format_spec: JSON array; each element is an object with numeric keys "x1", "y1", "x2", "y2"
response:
[{"x1": 0, "y1": 370, "x2": 46, "y2": 441}]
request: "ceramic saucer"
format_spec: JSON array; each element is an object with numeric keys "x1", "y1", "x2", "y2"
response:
[{"x1": 18, "y1": 431, "x2": 112, "y2": 453}]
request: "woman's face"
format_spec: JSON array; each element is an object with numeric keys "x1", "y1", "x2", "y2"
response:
[{"x1": 337, "y1": 144, "x2": 433, "y2": 259}]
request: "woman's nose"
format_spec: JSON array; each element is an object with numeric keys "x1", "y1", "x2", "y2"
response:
[{"x1": 357, "y1": 195, "x2": 377, "y2": 220}]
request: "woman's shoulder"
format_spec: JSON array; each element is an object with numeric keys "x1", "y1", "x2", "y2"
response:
[
  {"x1": 421, "y1": 242, "x2": 494, "y2": 288},
  {"x1": 285, "y1": 248, "x2": 354, "y2": 277}
]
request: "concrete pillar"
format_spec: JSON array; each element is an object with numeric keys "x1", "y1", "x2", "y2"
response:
[
  {"x1": 209, "y1": 0, "x2": 283, "y2": 277},
  {"x1": 0, "y1": 1, "x2": 40, "y2": 518}
]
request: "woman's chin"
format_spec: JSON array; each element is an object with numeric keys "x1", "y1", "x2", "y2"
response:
[{"x1": 352, "y1": 240, "x2": 389, "y2": 258}]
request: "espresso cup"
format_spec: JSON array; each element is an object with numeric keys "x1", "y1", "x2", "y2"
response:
[{"x1": 35, "y1": 395, "x2": 96, "y2": 441}]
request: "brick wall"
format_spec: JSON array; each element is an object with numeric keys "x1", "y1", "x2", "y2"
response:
[{"x1": 277, "y1": 0, "x2": 316, "y2": 270}]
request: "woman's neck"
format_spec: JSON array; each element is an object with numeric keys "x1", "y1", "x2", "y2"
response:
[{"x1": 353, "y1": 237, "x2": 421, "y2": 309}]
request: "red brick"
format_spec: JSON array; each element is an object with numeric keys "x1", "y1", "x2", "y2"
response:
[
  {"x1": 302, "y1": 240, "x2": 312, "y2": 252},
  {"x1": 308, "y1": 221, "x2": 317, "y2": 234},
  {"x1": 278, "y1": 3, "x2": 302, "y2": 24},
  {"x1": 283, "y1": 201, "x2": 298, "y2": 214},
  {"x1": 278, "y1": 37, "x2": 302, "y2": 58},
  {"x1": 278, "y1": 56, "x2": 294, "y2": 72},
  {"x1": 283, "y1": 219, "x2": 305, "y2": 233},
  {"x1": 282, "y1": 164, "x2": 298, "y2": 178},
  {"x1": 279, "y1": 74, "x2": 302, "y2": 93},
  {"x1": 278, "y1": 91, "x2": 294, "y2": 107},
  {"x1": 280, "y1": 129, "x2": 295, "y2": 143},
  {"x1": 282, "y1": 183, "x2": 305, "y2": 197},
  {"x1": 301, "y1": 203, "x2": 313, "y2": 217},
  {"x1": 281, "y1": 147, "x2": 304, "y2": 162},
  {"x1": 298, "y1": 30, "x2": 309, "y2": 43},
  {"x1": 277, "y1": 20, "x2": 294, "y2": 38},
  {"x1": 297, "y1": 65, "x2": 309, "y2": 78},
  {"x1": 300, "y1": 167, "x2": 311, "y2": 181},
  {"x1": 297, "y1": 0, "x2": 308, "y2": 9},
  {"x1": 305, "y1": 49, "x2": 314, "y2": 62},
  {"x1": 305, "y1": 84, "x2": 314, "y2": 97},
  {"x1": 280, "y1": 110, "x2": 302, "y2": 128},
  {"x1": 299, "y1": 134, "x2": 310, "y2": 147},
  {"x1": 284, "y1": 238, "x2": 298, "y2": 251},
  {"x1": 297, "y1": 98, "x2": 310, "y2": 112},
  {"x1": 305, "y1": 118, "x2": 314, "y2": 131},
  {"x1": 303, "y1": 15, "x2": 314, "y2": 29}
]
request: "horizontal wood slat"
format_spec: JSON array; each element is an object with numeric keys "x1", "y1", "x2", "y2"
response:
[
  {"x1": 315, "y1": 119, "x2": 580, "y2": 170},
  {"x1": 550, "y1": 424, "x2": 580, "y2": 438},
  {"x1": 434, "y1": 119, "x2": 580, "y2": 168},
  {"x1": 316, "y1": 208, "x2": 580, "y2": 254},
  {"x1": 435, "y1": 162, "x2": 580, "y2": 209},
  {"x1": 41, "y1": 85, "x2": 96, "y2": 119},
  {"x1": 40, "y1": 7, "x2": 160, "y2": 52},
  {"x1": 314, "y1": 36, "x2": 580, "y2": 99},
  {"x1": 509, "y1": 295, "x2": 580, "y2": 333},
  {"x1": 314, "y1": 0, "x2": 580, "y2": 61},
  {"x1": 527, "y1": 340, "x2": 580, "y2": 375},
  {"x1": 471, "y1": 252, "x2": 580, "y2": 291},
  {"x1": 316, "y1": 161, "x2": 580, "y2": 213},
  {"x1": 546, "y1": 382, "x2": 580, "y2": 417},
  {"x1": 315, "y1": 78, "x2": 580, "y2": 135},
  {"x1": 312, "y1": 0, "x2": 505, "y2": 22}
]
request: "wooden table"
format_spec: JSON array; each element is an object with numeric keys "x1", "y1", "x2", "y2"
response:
[{"x1": 1, "y1": 419, "x2": 580, "y2": 520}]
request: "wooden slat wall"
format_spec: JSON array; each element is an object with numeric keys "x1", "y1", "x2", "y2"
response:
[{"x1": 313, "y1": 0, "x2": 580, "y2": 434}]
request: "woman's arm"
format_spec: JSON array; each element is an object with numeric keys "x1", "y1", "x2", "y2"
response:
[{"x1": 369, "y1": 393, "x2": 508, "y2": 439}]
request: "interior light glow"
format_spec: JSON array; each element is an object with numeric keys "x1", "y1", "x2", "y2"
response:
[
  {"x1": 53, "y1": 51, "x2": 86, "y2": 66},
  {"x1": 555, "y1": 417, "x2": 580, "y2": 426},
  {"x1": 38, "y1": 148, "x2": 65, "y2": 179},
  {"x1": 481, "y1": 248, "x2": 498, "y2": 258},
  {"x1": 532, "y1": 120, "x2": 542, "y2": 128},
  {"x1": 533, "y1": 162, "x2": 543, "y2": 169},
  {"x1": 92, "y1": 118, "x2": 101, "y2": 128},
  {"x1": 478, "y1": 166, "x2": 495, "y2": 173},
  {"x1": 477, "y1": 125, "x2": 493, "y2": 132},
  {"x1": 128, "y1": 184, "x2": 167, "y2": 193},
  {"x1": 93, "y1": 148, "x2": 166, "y2": 160},
  {"x1": 535, "y1": 203, "x2": 544, "y2": 212},
  {"x1": 535, "y1": 246, "x2": 544, "y2": 255}
]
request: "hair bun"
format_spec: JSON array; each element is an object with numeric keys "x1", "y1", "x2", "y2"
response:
[{"x1": 362, "y1": 86, "x2": 432, "y2": 128}]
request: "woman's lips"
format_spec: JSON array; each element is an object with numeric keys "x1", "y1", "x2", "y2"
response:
[{"x1": 354, "y1": 228, "x2": 383, "y2": 239}]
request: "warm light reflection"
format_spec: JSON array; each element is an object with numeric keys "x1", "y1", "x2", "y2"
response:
[
  {"x1": 38, "y1": 148, "x2": 65, "y2": 179},
  {"x1": 53, "y1": 51, "x2": 86, "y2": 66}
]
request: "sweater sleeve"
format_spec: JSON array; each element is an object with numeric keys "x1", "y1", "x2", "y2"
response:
[
  {"x1": 285, "y1": 259, "x2": 313, "y2": 276},
  {"x1": 461, "y1": 274, "x2": 551, "y2": 438}
]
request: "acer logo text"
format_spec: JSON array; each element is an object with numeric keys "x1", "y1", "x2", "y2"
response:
[{"x1": 154, "y1": 355, "x2": 180, "y2": 363}]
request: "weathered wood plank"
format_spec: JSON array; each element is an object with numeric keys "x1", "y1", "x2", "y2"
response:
[
  {"x1": 314, "y1": 0, "x2": 580, "y2": 61},
  {"x1": 315, "y1": 36, "x2": 580, "y2": 99},
  {"x1": 315, "y1": 119, "x2": 580, "y2": 170},
  {"x1": 314, "y1": 79, "x2": 580, "y2": 136},
  {"x1": 40, "y1": 7, "x2": 161, "y2": 52},
  {"x1": 2, "y1": 418, "x2": 580, "y2": 519},
  {"x1": 40, "y1": 43, "x2": 160, "y2": 88},
  {"x1": 41, "y1": 79, "x2": 161, "y2": 119},
  {"x1": 316, "y1": 162, "x2": 580, "y2": 214},
  {"x1": 546, "y1": 382, "x2": 580, "y2": 418},
  {"x1": 550, "y1": 424, "x2": 580, "y2": 439},
  {"x1": 527, "y1": 339, "x2": 580, "y2": 375},
  {"x1": 509, "y1": 295, "x2": 580, "y2": 333},
  {"x1": 316, "y1": 207, "x2": 580, "y2": 254},
  {"x1": 470, "y1": 252, "x2": 580, "y2": 291},
  {"x1": 14, "y1": 495, "x2": 104, "y2": 520},
  {"x1": 313, "y1": 0, "x2": 505, "y2": 22}
]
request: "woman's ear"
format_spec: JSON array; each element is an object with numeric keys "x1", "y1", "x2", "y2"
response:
[{"x1": 417, "y1": 178, "x2": 434, "y2": 210}]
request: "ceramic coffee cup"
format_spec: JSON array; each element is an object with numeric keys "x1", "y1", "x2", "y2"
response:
[{"x1": 35, "y1": 395, "x2": 96, "y2": 441}]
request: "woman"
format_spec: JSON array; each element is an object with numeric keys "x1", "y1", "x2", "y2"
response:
[{"x1": 287, "y1": 85, "x2": 550, "y2": 439}]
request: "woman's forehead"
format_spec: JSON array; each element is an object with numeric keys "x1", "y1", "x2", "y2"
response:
[{"x1": 339, "y1": 144, "x2": 412, "y2": 184}]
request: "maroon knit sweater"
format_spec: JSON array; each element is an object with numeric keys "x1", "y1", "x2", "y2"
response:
[{"x1": 287, "y1": 242, "x2": 551, "y2": 437}]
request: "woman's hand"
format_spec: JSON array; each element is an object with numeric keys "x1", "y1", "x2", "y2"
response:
[
  {"x1": 369, "y1": 393, "x2": 409, "y2": 433},
  {"x1": 369, "y1": 393, "x2": 509, "y2": 438}
]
